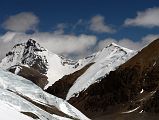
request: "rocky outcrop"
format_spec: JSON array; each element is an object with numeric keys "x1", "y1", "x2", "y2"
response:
[
  {"x1": 68, "y1": 39, "x2": 159, "y2": 119},
  {"x1": 46, "y1": 63, "x2": 94, "y2": 99},
  {"x1": 21, "y1": 39, "x2": 48, "y2": 74},
  {"x1": 9, "y1": 65, "x2": 48, "y2": 89}
]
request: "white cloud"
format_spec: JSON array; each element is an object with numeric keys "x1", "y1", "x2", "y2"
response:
[
  {"x1": 0, "y1": 32, "x2": 97, "y2": 60},
  {"x1": 97, "y1": 38, "x2": 141, "y2": 50},
  {"x1": 53, "y1": 23, "x2": 66, "y2": 35},
  {"x1": 32, "y1": 33, "x2": 97, "y2": 56},
  {"x1": 0, "y1": 31, "x2": 159, "y2": 61},
  {"x1": 97, "y1": 34, "x2": 159, "y2": 51},
  {"x1": 2, "y1": 12, "x2": 39, "y2": 32},
  {"x1": 89, "y1": 15, "x2": 115, "y2": 33},
  {"x1": 1, "y1": 12, "x2": 159, "y2": 61},
  {"x1": 124, "y1": 7, "x2": 159, "y2": 27},
  {"x1": 141, "y1": 34, "x2": 159, "y2": 45}
]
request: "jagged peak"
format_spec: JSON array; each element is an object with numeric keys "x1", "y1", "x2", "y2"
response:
[
  {"x1": 26, "y1": 39, "x2": 37, "y2": 47},
  {"x1": 110, "y1": 42, "x2": 119, "y2": 47},
  {"x1": 26, "y1": 39, "x2": 46, "y2": 52},
  {"x1": 105, "y1": 42, "x2": 123, "y2": 49},
  {"x1": 2, "y1": 39, "x2": 49, "y2": 73},
  {"x1": 12, "y1": 39, "x2": 46, "y2": 53},
  {"x1": 104, "y1": 42, "x2": 134, "y2": 53}
]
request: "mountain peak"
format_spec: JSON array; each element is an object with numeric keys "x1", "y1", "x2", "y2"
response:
[
  {"x1": 26, "y1": 39, "x2": 36, "y2": 47},
  {"x1": 25, "y1": 39, "x2": 46, "y2": 52},
  {"x1": 103, "y1": 42, "x2": 134, "y2": 54},
  {"x1": 0, "y1": 39, "x2": 48, "y2": 74},
  {"x1": 106, "y1": 42, "x2": 124, "y2": 49},
  {"x1": 110, "y1": 42, "x2": 119, "y2": 47}
]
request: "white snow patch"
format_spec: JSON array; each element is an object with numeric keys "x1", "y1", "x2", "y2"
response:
[
  {"x1": 139, "y1": 110, "x2": 144, "y2": 113},
  {"x1": 122, "y1": 106, "x2": 140, "y2": 114},
  {"x1": 153, "y1": 61, "x2": 156, "y2": 66},
  {"x1": 14, "y1": 66, "x2": 21, "y2": 74},
  {"x1": 140, "y1": 89, "x2": 144, "y2": 94}
]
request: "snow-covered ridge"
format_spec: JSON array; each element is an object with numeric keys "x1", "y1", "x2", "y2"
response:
[
  {"x1": 66, "y1": 43, "x2": 136, "y2": 100},
  {"x1": 0, "y1": 68, "x2": 90, "y2": 120},
  {"x1": 0, "y1": 39, "x2": 135, "y2": 91}
]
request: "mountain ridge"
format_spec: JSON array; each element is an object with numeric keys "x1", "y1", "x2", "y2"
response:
[
  {"x1": 68, "y1": 38, "x2": 159, "y2": 120},
  {"x1": 0, "y1": 39, "x2": 135, "y2": 90},
  {"x1": 46, "y1": 41, "x2": 135, "y2": 100},
  {"x1": 1, "y1": 38, "x2": 159, "y2": 120}
]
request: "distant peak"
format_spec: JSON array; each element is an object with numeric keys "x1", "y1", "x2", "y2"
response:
[
  {"x1": 110, "y1": 42, "x2": 119, "y2": 47},
  {"x1": 105, "y1": 42, "x2": 134, "y2": 53},
  {"x1": 26, "y1": 39, "x2": 36, "y2": 46},
  {"x1": 24, "y1": 39, "x2": 46, "y2": 51},
  {"x1": 11, "y1": 39, "x2": 46, "y2": 53},
  {"x1": 106, "y1": 42, "x2": 120, "y2": 48}
]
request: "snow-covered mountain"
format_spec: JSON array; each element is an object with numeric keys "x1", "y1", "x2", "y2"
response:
[
  {"x1": 68, "y1": 38, "x2": 159, "y2": 120},
  {"x1": 0, "y1": 39, "x2": 135, "y2": 92},
  {"x1": 66, "y1": 43, "x2": 135, "y2": 100},
  {"x1": 1, "y1": 38, "x2": 159, "y2": 120},
  {"x1": 0, "y1": 39, "x2": 92, "y2": 89},
  {"x1": 0, "y1": 68, "x2": 90, "y2": 120},
  {"x1": 0, "y1": 39, "x2": 137, "y2": 119},
  {"x1": 46, "y1": 42, "x2": 136, "y2": 100}
]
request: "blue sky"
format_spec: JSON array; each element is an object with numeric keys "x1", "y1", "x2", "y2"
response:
[
  {"x1": 0, "y1": 0, "x2": 159, "y2": 39},
  {"x1": 0, "y1": 0, "x2": 159, "y2": 59}
]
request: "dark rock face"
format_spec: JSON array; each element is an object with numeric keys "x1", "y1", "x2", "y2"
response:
[
  {"x1": 5, "y1": 39, "x2": 48, "y2": 74},
  {"x1": 21, "y1": 39, "x2": 48, "y2": 74},
  {"x1": 144, "y1": 90, "x2": 159, "y2": 113},
  {"x1": 68, "y1": 39, "x2": 159, "y2": 119},
  {"x1": 46, "y1": 63, "x2": 94, "y2": 99},
  {"x1": 9, "y1": 65, "x2": 48, "y2": 89}
]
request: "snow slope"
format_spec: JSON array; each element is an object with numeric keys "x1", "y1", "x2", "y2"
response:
[
  {"x1": 66, "y1": 43, "x2": 136, "y2": 100},
  {"x1": 0, "y1": 68, "x2": 90, "y2": 120},
  {"x1": 39, "y1": 50, "x2": 92, "y2": 89},
  {"x1": 0, "y1": 100, "x2": 34, "y2": 120}
]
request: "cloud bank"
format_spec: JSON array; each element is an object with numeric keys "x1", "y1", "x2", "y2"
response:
[
  {"x1": 0, "y1": 12, "x2": 159, "y2": 61},
  {"x1": 97, "y1": 34, "x2": 159, "y2": 51},
  {"x1": 124, "y1": 7, "x2": 159, "y2": 28},
  {"x1": 0, "y1": 32, "x2": 97, "y2": 60},
  {"x1": 1, "y1": 31, "x2": 158, "y2": 61},
  {"x1": 2, "y1": 12, "x2": 39, "y2": 32}
]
